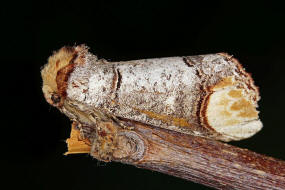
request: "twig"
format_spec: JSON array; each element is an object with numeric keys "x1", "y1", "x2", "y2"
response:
[{"x1": 67, "y1": 121, "x2": 285, "y2": 190}]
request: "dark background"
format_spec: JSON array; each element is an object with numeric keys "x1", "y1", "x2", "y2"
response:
[{"x1": 2, "y1": 1, "x2": 285, "y2": 189}]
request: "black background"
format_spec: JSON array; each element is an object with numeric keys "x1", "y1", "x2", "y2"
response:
[{"x1": 2, "y1": 1, "x2": 285, "y2": 189}]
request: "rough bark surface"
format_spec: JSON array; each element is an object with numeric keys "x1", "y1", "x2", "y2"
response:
[
  {"x1": 120, "y1": 122, "x2": 285, "y2": 190},
  {"x1": 66, "y1": 121, "x2": 285, "y2": 190}
]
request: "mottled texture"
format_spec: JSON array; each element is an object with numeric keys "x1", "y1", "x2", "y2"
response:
[
  {"x1": 42, "y1": 45, "x2": 285, "y2": 190},
  {"x1": 61, "y1": 48, "x2": 261, "y2": 141},
  {"x1": 128, "y1": 122, "x2": 285, "y2": 190},
  {"x1": 65, "y1": 120, "x2": 285, "y2": 190}
]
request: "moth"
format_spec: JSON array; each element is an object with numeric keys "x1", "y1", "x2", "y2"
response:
[{"x1": 41, "y1": 45, "x2": 262, "y2": 161}]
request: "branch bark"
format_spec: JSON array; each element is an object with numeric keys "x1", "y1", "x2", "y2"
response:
[{"x1": 67, "y1": 120, "x2": 285, "y2": 190}]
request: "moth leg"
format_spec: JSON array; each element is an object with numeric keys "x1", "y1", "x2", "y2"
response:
[
  {"x1": 110, "y1": 115, "x2": 134, "y2": 130},
  {"x1": 71, "y1": 120, "x2": 96, "y2": 144},
  {"x1": 71, "y1": 115, "x2": 133, "y2": 161},
  {"x1": 65, "y1": 121, "x2": 93, "y2": 155},
  {"x1": 90, "y1": 121, "x2": 119, "y2": 161}
]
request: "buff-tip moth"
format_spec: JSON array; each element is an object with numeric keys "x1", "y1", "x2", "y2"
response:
[{"x1": 41, "y1": 45, "x2": 262, "y2": 161}]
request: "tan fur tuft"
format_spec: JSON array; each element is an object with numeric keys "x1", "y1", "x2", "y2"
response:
[
  {"x1": 41, "y1": 45, "x2": 90, "y2": 106},
  {"x1": 41, "y1": 46, "x2": 76, "y2": 105}
]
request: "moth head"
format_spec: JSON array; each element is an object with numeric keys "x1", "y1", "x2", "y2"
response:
[{"x1": 41, "y1": 46, "x2": 78, "y2": 107}]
